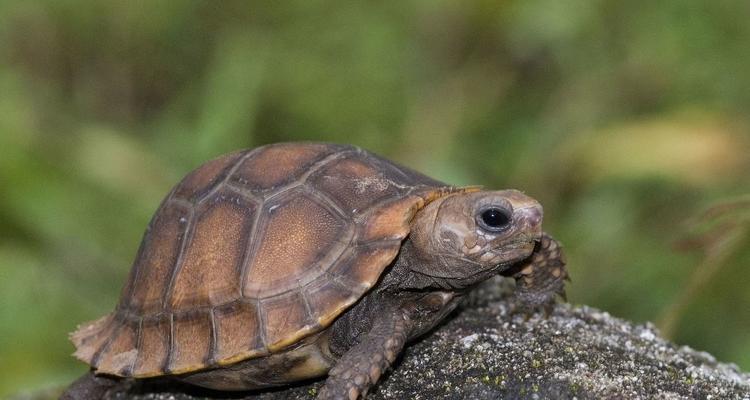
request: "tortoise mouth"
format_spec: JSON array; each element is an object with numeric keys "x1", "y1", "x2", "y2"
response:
[
  {"x1": 472, "y1": 238, "x2": 537, "y2": 273},
  {"x1": 508, "y1": 233, "x2": 539, "y2": 251},
  {"x1": 492, "y1": 238, "x2": 538, "y2": 268},
  {"x1": 495, "y1": 239, "x2": 543, "y2": 275},
  {"x1": 507, "y1": 242, "x2": 537, "y2": 264}
]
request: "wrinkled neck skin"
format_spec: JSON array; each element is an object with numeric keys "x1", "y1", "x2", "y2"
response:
[
  {"x1": 327, "y1": 244, "x2": 469, "y2": 358},
  {"x1": 328, "y1": 232, "x2": 508, "y2": 358},
  {"x1": 379, "y1": 238, "x2": 506, "y2": 293}
]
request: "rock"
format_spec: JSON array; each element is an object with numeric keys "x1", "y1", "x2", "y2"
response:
[{"x1": 23, "y1": 279, "x2": 750, "y2": 399}]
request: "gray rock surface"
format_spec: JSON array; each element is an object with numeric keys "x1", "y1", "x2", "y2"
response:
[{"x1": 26, "y1": 279, "x2": 750, "y2": 400}]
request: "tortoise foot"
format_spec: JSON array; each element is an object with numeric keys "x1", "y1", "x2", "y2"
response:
[
  {"x1": 509, "y1": 233, "x2": 569, "y2": 316},
  {"x1": 318, "y1": 311, "x2": 411, "y2": 400}
]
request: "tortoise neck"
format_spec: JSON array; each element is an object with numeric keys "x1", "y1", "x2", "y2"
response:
[{"x1": 381, "y1": 238, "x2": 481, "y2": 292}]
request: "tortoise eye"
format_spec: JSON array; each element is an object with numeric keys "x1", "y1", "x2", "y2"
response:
[{"x1": 477, "y1": 207, "x2": 512, "y2": 232}]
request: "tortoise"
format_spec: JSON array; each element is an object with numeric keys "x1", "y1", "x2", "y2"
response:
[{"x1": 62, "y1": 142, "x2": 568, "y2": 400}]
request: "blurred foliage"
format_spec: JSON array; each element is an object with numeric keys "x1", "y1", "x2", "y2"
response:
[{"x1": 1, "y1": 0, "x2": 749, "y2": 396}]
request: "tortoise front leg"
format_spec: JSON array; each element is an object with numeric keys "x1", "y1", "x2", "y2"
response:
[
  {"x1": 318, "y1": 311, "x2": 412, "y2": 400},
  {"x1": 60, "y1": 370, "x2": 118, "y2": 400},
  {"x1": 505, "y1": 232, "x2": 569, "y2": 314}
]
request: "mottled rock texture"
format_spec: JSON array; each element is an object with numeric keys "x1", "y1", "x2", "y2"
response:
[{"x1": 19, "y1": 279, "x2": 750, "y2": 400}]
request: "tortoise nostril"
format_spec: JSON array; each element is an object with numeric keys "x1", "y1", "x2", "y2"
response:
[{"x1": 522, "y1": 207, "x2": 543, "y2": 229}]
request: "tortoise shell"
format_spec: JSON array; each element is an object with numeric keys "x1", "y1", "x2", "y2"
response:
[{"x1": 71, "y1": 142, "x2": 455, "y2": 378}]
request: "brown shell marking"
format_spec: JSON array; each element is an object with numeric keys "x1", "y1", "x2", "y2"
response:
[
  {"x1": 169, "y1": 189, "x2": 258, "y2": 311},
  {"x1": 95, "y1": 318, "x2": 139, "y2": 375},
  {"x1": 132, "y1": 315, "x2": 170, "y2": 375},
  {"x1": 170, "y1": 310, "x2": 213, "y2": 374},
  {"x1": 241, "y1": 190, "x2": 349, "y2": 299},
  {"x1": 72, "y1": 142, "x2": 456, "y2": 377},
  {"x1": 124, "y1": 203, "x2": 191, "y2": 313},
  {"x1": 212, "y1": 301, "x2": 261, "y2": 363}
]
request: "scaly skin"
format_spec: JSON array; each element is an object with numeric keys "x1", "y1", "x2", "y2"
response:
[
  {"x1": 318, "y1": 310, "x2": 412, "y2": 400},
  {"x1": 505, "y1": 233, "x2": 569, "y2": 315}
]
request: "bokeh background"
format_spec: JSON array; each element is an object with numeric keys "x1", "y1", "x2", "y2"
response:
[{"x1": 1, "y1": 0, "x2": 749, "y2": 396}]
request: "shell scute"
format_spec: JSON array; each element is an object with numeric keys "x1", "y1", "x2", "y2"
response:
[
  {"x1": 308, "y1": 156, "x2": 408, "y2": 216},
  {"x1": 169, "y1": 310, "x2": 213, "y2": 374},
  {"x1": 242, "y1": 190, "x2": 350, "y2": 299},
  {"x1": 365, "y1": 152, "x2": 446, "y2": 188},
  {"x1": 213, "y1": 301, "x2": 263, "y2": 364},
  {"x1": 132, "y1": 315, "x2": 170, "y2": 376},
  {"x1": 330, "y1": 243, "x2": 402, "y2": 292},
  {"x1": 125, "y1": 203, "x2": 190, "y2": 313},
  {"x1": 359, "y1": 195, "x2": 425, "y2": 242},
  {"x1": 230, "y1": 143, "x2": 346, "y2": 192},
  {"x1": 261, "y1": 291, "x2": 315, "y2": 351},
  {"x1": 95, "y1": 319, "x2": 139, "y2": 375},
  {"x1": 305, "y1": 279, "x2": 358, "y2": 326},
  {"x1": 71, "y1": 315, "x2": 116, "y2": 363},
  {"x1": 173, "y1": 151, "x2": 245, "y2": 202},
  {"x1": 169, "y1": 189, "x2": 258, "y2": 311}
]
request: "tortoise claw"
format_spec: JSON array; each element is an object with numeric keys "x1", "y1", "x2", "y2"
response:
[{"x1": 509, "y1": 232, "x2": 569, "y2": 318}]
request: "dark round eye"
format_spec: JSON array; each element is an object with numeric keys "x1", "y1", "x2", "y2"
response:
[{"x1": 478, "y1": 207, "x2": 512, "y2": 231}]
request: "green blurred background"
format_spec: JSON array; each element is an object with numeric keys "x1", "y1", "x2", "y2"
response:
[{"x1": 1, "y1": 0, "x2": 749, "y2": 396}]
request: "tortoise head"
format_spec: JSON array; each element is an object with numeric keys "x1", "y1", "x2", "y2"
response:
[{"x1": 409, "y1": 190, "x2": 543, "y2": 285}]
